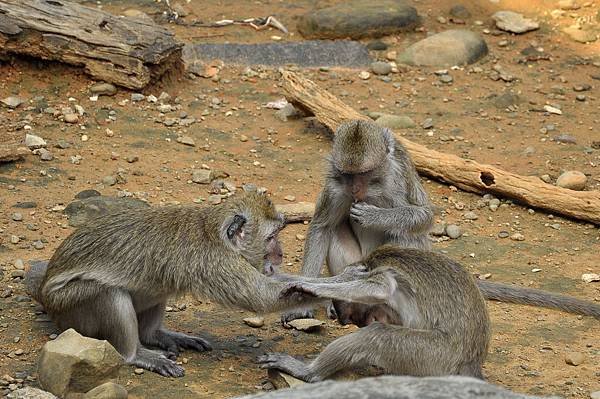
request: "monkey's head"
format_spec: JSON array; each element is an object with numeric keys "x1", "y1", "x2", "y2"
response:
[
  {"x1": 332, "y1": 300, "x2": 395, "y2": 327},
  {"x1": 221, "y1": 193, "x2": 285, "y2": 276},
  {"x1": 330, "y1": 119, "x2": 395, "y2": 202}
]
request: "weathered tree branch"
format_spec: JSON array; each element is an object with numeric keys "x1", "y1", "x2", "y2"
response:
[
  {"x1": 0, "y1": 0, "x2": 182, "y2": 89},
  {"x1": 281, "y1": 70, "x2": 600, "y2": 225}
]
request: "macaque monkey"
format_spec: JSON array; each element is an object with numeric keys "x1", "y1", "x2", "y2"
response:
[
  {"x1": 25, "y1": 193, "x2": 365, "y2": 377},
  {"x1": 283, "y1": 119, "x2": 600, "y2": 322},
  {"x1": 263, "y1": 246, "x2": 490, "y2": 381},
  {"x1": 282, "y1": 119, "x2": 434, "y2": 322}
]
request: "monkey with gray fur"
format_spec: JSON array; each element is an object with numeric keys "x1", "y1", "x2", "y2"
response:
[
  {"x1": 262, "y1": 245, "x2": 491, "y2": 381},
  {"x1": 25, "y1": 193, "x2": 367, "y2": 378},
  {"x1": 282, "y1": 119, "x2": 434, "y2": 322},
  {"x1": 283, "y1": 119, "x2": 600, "y2": 323}
]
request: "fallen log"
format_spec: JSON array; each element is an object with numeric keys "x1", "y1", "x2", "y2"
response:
[
  {"x1": 0, "y1": 0, "x2": 182, "y2": 89},
  {"x1": 281, "y1": 71, "x2": 600, "y2": 225},
  {"x1": 276, "y1": 202, "x2": 315, "y2": 223}
]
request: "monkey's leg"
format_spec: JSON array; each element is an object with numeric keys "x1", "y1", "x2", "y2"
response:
[
  {"x1": 53, "y1": 287, "x2": 185, "y2": 378},
  {"x1": 259, "y1": 323, "x2": 456, "y2": 382},
  {"x1": 324, "y1": 222, "x2": 363, "y2": 319},
  {"x1": 138, "y1": 302, "x2": 212, "y2": 356}
]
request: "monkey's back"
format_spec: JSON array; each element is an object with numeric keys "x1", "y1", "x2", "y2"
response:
[
  {"x1": 40, "y1": 205, "x2": 227, "y2": 308},
  {"x1": 365, "y1": 245, "x2": 490, "y2": 361}
]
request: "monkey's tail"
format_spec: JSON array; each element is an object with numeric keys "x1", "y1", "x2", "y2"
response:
[
  {"x1": 24, "y1": 260, "x2": 49, "y2": 303},
  {"x1": 476, "y1": 280, "x2": 600, "y2": 320}
]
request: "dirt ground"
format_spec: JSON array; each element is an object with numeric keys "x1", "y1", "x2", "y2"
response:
[{"x1": 1, "y1": 0, "x2": 599, "y2": 398}]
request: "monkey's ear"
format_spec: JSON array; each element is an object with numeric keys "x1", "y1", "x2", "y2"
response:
[
  {"x1": 382, "y1": 128, "x2": 396, "y2": 154},
  {"x1": 225, "y1": 214, "x2": 247, "y2": 244}
]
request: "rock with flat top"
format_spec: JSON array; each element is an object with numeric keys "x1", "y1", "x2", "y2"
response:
[
  {"x1": 397, "y1": 30, "x2": 487, "y2": 66},
  {"x1": 492, "y1": 11, "x2": 539, "y2": 34},
  {"x1": 38, "y1": 329, "x2": 123, "y2": 397},
  {"x1": 7, "y1": 388, "x2": 58, "y2": 399}
]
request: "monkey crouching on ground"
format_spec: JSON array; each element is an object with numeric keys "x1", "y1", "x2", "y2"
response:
[
  {"x1": 25, "y1": 193, "x2": 365, "y2": 377},
  {"x1": 261, "y1": 245, "x2": 491, "y2": 381}
]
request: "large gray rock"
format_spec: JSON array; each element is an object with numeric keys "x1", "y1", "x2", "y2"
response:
[
  {"x1": 397, "y1": 30, "x2": 488, "y2": 67},
  {"x1": 38, "y1": 329, "x2": 124, "y2": 397},
  {"x1": 64, "y1": 195, "x2": 149, "y2": 227},
  {"x1": 182, "y1": 41, "x2": 372, "y2": 68},
  {"x1": 234, "y1": 376, "x2": 554, "y2": 399},
  {"x1": 7, "y1": 387, "x2": 58, "y2": 399},
  {"x1": 297, "y1": 0, "x2": 420, "y2": 39}
]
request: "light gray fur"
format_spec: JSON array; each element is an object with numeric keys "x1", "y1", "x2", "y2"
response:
[
  {"x1": 283, "y1": 120, "x2": 433, "y2": 322},
  {"x1": 262, "y1": 246, "x2": 490, "y2": 382},
  {"x1": 25, "y1": 193, "x2": 352, "y2": 377},
  {"x1": 233, "y1": 375, "x2": 558, "y2": 399}
]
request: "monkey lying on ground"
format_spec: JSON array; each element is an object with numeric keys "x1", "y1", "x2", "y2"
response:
[
  {"x1": 25, "y1": 193, "x2": 366, "y2": 377},
  {"x1": 263, "y1": 245, "x2": 491, "y2": 381},
  {"x1": 283, "y1": 119, "x2": 600, "y2": 322}
]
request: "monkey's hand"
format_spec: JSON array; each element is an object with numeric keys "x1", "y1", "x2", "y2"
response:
[
  {"x1": 339, "y1": 264, "x2": 370, "y2": 280},
  {"x1": 350, "y1": 202, "x2": 384, "y2": 228},
  {"x1": 279, "y1": 282, "x2": 319, "y2": 302}
]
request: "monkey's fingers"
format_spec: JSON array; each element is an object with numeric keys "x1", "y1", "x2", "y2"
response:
[
  {"x1": 178, "y1": 336, "x2": 212, "y2": 352},
  {"x1": 279, "y1": 283, "x2": 319, "y2": 299}
]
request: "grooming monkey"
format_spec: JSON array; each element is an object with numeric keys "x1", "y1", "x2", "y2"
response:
[
  {"x1": 25, "y1": 193, "x2": 366, "y2": 377},
  {"x1": 283, "y1": 119, "x2": 600, "y2": 323},
  {"x1": 262, "y1": 245, "x2": 491, "y2": 381}
]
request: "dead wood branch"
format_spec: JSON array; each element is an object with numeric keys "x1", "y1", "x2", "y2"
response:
[
  {"x1": 276, "y1": 202, "x2": 315, "y2": 223},
  {"x1": 281, "y1": 70, "x2": 600, "y2": 225},
  {"x1": 0, "y1": 0, "x2": 182, "y2": 89}
]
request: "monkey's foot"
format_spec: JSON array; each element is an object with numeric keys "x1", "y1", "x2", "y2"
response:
[
  {"x1": 257, "y1": 353, "x2": 319, "y2": 383},
  {"x1": 133, "y1": 348, "x2": 185, "y2": 378},
  {"x1": 155, "y1": 329, "x2": 212, "y2": 354},
  {"x1": 280, "y1": 308, "x2": 315, "y2": 324},
  {"x1": 326, "y1": 301, "x2": 338, "y2": 320}
]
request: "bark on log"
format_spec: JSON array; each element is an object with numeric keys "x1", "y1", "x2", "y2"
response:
[
  {"x1": 281, "y1": 71, "x2": 600, "y2": 225},
  {"x1": 0, "y1": 0, "x2": 182, "y2": 89}
]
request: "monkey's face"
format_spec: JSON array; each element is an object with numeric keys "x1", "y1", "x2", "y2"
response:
[
  {"x1": 333, "y1": 300, "x2": 392, "y2": 327},
  {"x1": 224, "y1": 193, "x2": 285, "y2": 275},
  {"x1": 262, "y1": 227, "x2": 283, "y2": 276},
  {"x1": 335, "y1": 168, "x2": 386, "y2": 203}
]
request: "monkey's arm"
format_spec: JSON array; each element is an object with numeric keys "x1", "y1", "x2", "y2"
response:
[
  {"x1": 280, "y1": 271, "x2": 401, "y2": 308},
  {"x1": 273, "y1": 265, "x2": 369, "y2": 284},
  {"x1": 351, "y1": 170, "x2": 434, "y2": 234},
  {"x1": 350, "y1": 203, "x2": 433, "y2": 234}
]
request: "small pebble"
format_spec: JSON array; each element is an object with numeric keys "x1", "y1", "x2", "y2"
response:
[
  {"x1": 358, "y1": 71, "x2": 371, "y2": 80},
  {"x1": 11, "y1": 213, "x2": 23, "y2": 222},
  {"x1": 565, "y1": 351, "x2": 585, "y2": 366},
  {"x1": 464, "y1": 211, "x2": 478, "y2": 220},
  {"x1": 445, "y1": 224, "x2": 462, "y2": 239},
  {"x1": 243, "y1": 317, "x2": 265, "y2": 328},
  {"x1": 134, "y1": 368, "x2": 144, "y2": 375},
  {"x1": 284, "y1": 195, "x2": 296, "y2": 202},
  {"x1": 208, "y1": 195, "x2": 222, "y2": 205},
  {"x1": 556, "y1": 171, "x2": 587, "y2": 190},
  {"x1": 64, "y1": 113, "x2": 79, "y2": 124},
  {"x1": 510, "y1": 233, "x2": 525, "y2": 241},
  {"x1": 498, "y1": 231, "x2": 510, "y2": 238}
]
